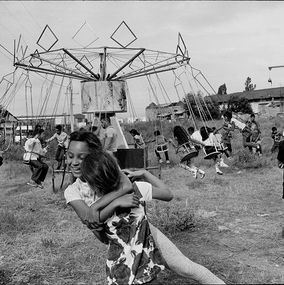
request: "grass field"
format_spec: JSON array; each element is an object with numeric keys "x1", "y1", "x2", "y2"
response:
[{"x1": 0, "y1": 117, "x2": 284, "y2": 284}]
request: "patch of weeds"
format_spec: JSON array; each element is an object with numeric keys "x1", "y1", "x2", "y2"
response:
[
  {"x1": 231, "y1": 149, "x2": 270, "y2": 169},
  {"x1": 148, "y1": 201, "x2": 196, "y2": 235},
  {"x1": 41, "y1": 237, "x2": 58, "y2": 248},
  {"x1": 186, "y1": 179, "x2": 206, "y2": 189},
  {"x1": 0, "y1": 269, "x2": 12, "y2": 285},
  {"x1": 212, "y1": 176, "x2": 229, "y2": 186},
  {"x1": 0, "y1": 209, "x2": 37, "y2": 235}
]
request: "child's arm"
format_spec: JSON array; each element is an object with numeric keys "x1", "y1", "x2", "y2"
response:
[
  {"x1": 91, "y1": 191, "x2": 139, "y2": 223},
  {"x1": 68, "y1": 172, "x2": 134, "y2": 224},
  {"x1": 126, "y1": 169, "x2": 173, "y2": 201}
]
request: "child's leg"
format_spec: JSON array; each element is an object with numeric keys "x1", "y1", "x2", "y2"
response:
[
  {"x1": 179, "y1": 162, "x2": 197, "y2": 178},
  {"x1": 282, "y1": 169, "x2": 284, "y2": 199},
  {"x1": 164, "y1": 150, "x2": 169, "y2": 161},
  {"x1": 155, "y1": 150, "x2": 161, "y2": 160},
  {"x1": 149, "y1": 223, "x2": 225, "y2": 284},
  {"x1": 214, "y1": 156, "x2": 223, "y2": 175}
]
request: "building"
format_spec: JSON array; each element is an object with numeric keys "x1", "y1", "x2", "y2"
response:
[
  {"x1": 209, "y1": 87, "x2": 284, "y2": 116},
  {"x1": 145, "y1": 101, "x2": 187, "y2": 121},
  {"x1": 0, "y1": 108, "x2": 19, "y2": 136}
]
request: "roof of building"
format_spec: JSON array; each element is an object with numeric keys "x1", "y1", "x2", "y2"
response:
[
  {"x1": 208, "y1": 87, "x2": 284, "y2": 103},
  {"x1": 146, "y1": 101, "x2": 184, "y2": 109}
]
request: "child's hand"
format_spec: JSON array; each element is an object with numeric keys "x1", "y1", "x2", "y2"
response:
[
  {"x1": 115, "y1": 193, "x2": 140, "y2": 208},
  {"x1": 123, "y1": 169, "x2": 146, "y2": 182}
]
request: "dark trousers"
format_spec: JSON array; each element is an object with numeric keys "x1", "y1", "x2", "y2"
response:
[
  {"x1": 55, "y1": 146, "x2": 65, "y2": 169},
  {"x1": 155, "y1": 150, "x2": 169, "y2": 161},
  {"x1": 271, "y1": 143, "x2": 279, "y2": 153},
  {"x1": 29, "y1": 159, "x2": 48, "y2": 184}
]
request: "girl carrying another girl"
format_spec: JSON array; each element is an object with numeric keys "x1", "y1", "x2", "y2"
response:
[{"x1": 64, "y1": 130, "x2": 225, "y2": 284}]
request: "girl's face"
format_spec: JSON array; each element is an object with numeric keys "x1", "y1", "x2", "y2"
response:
[{"x1": 67, "y1": 141, "x2": 90, "y2": 178}]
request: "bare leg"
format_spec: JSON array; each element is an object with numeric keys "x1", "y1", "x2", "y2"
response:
[
  {"x1": 149, "y1": 223, "x2": 225, "y2": 284},
  {"x1": 179, "y1": 162, "x2": 197, "y2": 178}
]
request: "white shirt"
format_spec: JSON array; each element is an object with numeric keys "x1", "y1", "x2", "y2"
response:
[
  {"x1": 64, "y1": 178, "x2": 99, "y2": 207},
  {"x1": 46, "y1": 131, "x2": 69, "y2": 148},
  {"x1": 64, "y1": 179, "x2": 152, "y2": 208},
  {"x1": 23, "y1": 137, "x2": 47, "y2": 161},
  {"x1": 191, "y1": 130, "x2": 203, "y2": 143},
  {"x1": 103, "y1": 126, "x2": 117, "y2": 152}
]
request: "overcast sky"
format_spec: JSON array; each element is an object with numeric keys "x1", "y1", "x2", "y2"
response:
[{"x1": 1, "y1": 1, "x2": 284, "y2": 118}]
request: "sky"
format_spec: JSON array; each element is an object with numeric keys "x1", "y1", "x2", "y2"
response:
[{"x1": 1, "y1": 1, "x2": 284, "y2": 119}]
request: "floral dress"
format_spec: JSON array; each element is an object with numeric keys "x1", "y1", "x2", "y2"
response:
[{"x1": 104, "y1": 181, "x2": 165, "y2": 285}]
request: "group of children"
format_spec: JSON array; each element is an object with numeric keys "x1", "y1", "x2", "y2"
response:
[{"x1": 129, "y1": 110, "x2": 284, "y2": 179}]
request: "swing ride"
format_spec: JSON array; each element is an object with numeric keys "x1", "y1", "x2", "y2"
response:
[{"x1": 0, "y1": 20, "x2": 225, "y2": 188}]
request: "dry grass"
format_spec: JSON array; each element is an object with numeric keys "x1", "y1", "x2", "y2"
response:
[{"x1": 0, "y1": 117, "x2": 284, "y2": 284}]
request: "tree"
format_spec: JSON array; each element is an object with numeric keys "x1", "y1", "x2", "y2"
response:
[
  {"x1": 217, "y1": 83, "x2": 227, "y2": 95},
  {"x1": 227, "y1": 96, "x2": 253, "y2": 114},
  {"x1": 244, "y1": 77, "x2": 256, "y2": 91},
  {"x1": 183, "y1": 92, "x2": 221, "y2": 120}
]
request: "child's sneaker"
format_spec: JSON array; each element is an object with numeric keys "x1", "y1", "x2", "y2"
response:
[
  {"x1": 37, "y1": 182, "x2": 44, "y2": 189},
  {"x1": 166, "y1": 160, "x2": 170, "y2": 164},
  {"x1": 198, "y1": 169, "x2": 205, "y2": 179},
  {"x1": 27, "y1": 180, "x2": 38, "y2": 187},
  {"x1": 159, "y1": 159, "x2": 163, "y2": 164},
  {"x1": 216, "y1": 168, "x2": 223, "y2": 175},
  {"x1": 219, "y1": 158, "x2": 229, "y2": 168}
]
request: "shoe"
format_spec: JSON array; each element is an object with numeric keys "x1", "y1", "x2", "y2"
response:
[
  {"x1": 199, "y1": 169, "x2": 205, "y2": 179},
  {"x1": 192, "y1": 169, "x2": 198, "y2": 179},
  {"x1": 219, "y1": 158, "x2": 229, "y2": 168},
  {"x1": 219, "y1": 161, "x2": 229, "y2": 168},
  {"x1": 159, "y1": 159, "x2": 163, "y2": 164},
  {"x1": 37, "y1": 182, "x2": 44, "y2": 189},
  {"x1": 216, "y1": 169, "x2": 223, "y2": 175},
  {"x1": 166, "y1": 160, "x2": 170, "y2": 164},
  {"x1": 27, "y1": 180, "x2": 38, "y2": 187}
]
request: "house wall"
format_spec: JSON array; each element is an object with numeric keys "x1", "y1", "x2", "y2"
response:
[
  {"x1": 146, "y1": 104, "x2": 186, "y2": 121},
  {"x1": 219, "y1": 100, "x2": 283, "y2": 116}
]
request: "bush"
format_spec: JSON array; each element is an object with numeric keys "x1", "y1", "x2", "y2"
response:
[
  {"x1": 231, "y1": 148, "x2": 270, "y2": 169},
  {"x1": 147, "y1": 201, "x2": 196, "y2": 235},
  {"x1": 227, "y1": 96, "x2": 253, "y2": 114}
]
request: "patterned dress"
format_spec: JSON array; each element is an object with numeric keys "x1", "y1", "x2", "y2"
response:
[{"x1": 104, "y1": 181, "x2": 165, "y2": 285}]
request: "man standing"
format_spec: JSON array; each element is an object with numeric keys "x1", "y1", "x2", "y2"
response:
[
  {"x1": 100, "y1": 115, "x2": 118, "y2": 156},
  {"x1": 46, "y1": 125, "x2": 68, "y2": 169}
]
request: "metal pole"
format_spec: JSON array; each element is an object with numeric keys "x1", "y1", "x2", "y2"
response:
[{"x1": 69, "y1": 79, "x2": 74, "y2": 132}]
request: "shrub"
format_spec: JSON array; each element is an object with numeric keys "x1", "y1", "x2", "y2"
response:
[
  {"x1": 231, "y1": 149, "x2": 270, "y2": 169},
  {"x1": 147, "y1": 201, "x2": 196, "y2": 235}
]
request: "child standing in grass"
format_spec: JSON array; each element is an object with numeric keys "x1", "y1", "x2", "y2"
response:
[{"x1": 129, "y1": 129, "x2": 146, "y2": 149}]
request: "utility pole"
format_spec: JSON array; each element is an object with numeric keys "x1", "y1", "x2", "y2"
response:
[
  {"x1": 67, "y1": 79, "x2": 74, "y2": 132},
  {"x1": 268, "y1": 65, "x2": 284, "y2": 113}
]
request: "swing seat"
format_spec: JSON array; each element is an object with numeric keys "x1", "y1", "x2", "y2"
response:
[
  {"x1": 203, "y1": 146, "x2": 220, "y2": 160},
  {"x1": 177, "y1": 143, "x2": 199, "y2": 162},
  {"x1": 155, "y1": 142, "x2": 169, "y2": 153},
  {"x1": 216, "y1": 143, "x2": 228, "y2": 153},
  {"x1": 213, "y1": 133, "x2": 228, "y2": 153},
  {"x1": 242, "y1": 126, "x2": 252, "y2": 138}
]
